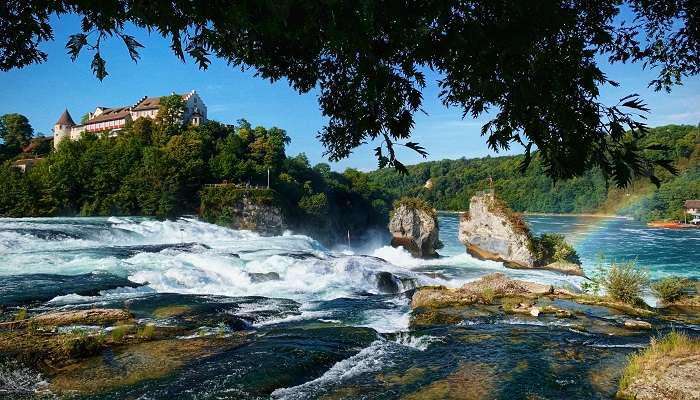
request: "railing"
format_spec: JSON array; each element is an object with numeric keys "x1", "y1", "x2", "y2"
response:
[{"x1": 203, "y1": 183, "x2": 270, "y2": 190}]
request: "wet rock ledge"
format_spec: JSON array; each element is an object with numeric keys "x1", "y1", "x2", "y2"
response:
[
  {"x1": 410, "y1": 273, "x2": 700, "y2": 400},
  {"x1": 0, "y1": 303, "x2": 246, "y2": 397},
  {"x1": 410, "y1": 272, "x2": 656, "y2": 325}
]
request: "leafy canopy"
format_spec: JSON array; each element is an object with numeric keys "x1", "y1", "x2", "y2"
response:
[
  {"x1": 0, "y1": 113, "x2": 33, "y2": 154},
  {"x1": 2, "y1": 1, "x2": 698, "y2": 185}
]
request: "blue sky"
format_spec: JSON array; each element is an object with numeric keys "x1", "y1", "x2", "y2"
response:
[{"x1": 1, "y1": 14, "x2": 699, "y2": 171}]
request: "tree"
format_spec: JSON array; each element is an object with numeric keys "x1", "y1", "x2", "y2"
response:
[
  {"x1": 155, "y1": 94, "x2": 186, "y2": 141},
  {"x1": 2, "y1": 1, "x2": 697, "y2": 185},
  {"x1": 0, "y1": 113, "x2": 33, "y2": 154}
]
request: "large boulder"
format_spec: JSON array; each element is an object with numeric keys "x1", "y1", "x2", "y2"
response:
[
  {"x1": 388, "y1": 198, "x2": 439, "y2": 258},
  {"x1": 459, "y1": 193, "x2": 583, "y2": 275},
  {"x1": 458, "y1": 193, "x2": 535, "y2": 268}
]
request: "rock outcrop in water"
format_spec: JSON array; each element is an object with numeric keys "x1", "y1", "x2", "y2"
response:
[
  {"x1": 459, "y1": 192, "x2": 534, "y2": 267},
  {"x1": 411, "y1": 273, "x2": 553, "y2": 310},
  {"x1": 388, "y1": 198, "x2": 440, "y2": 259},
  {"x1": 200, "y1": 187, "x2": 286, "y2": 235},
  {"x1": 459, "y1": 192, "x2": 583, "y2": 275}
]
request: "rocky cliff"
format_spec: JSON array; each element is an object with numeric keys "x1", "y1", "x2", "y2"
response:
[
  {"x1": 459, "y1": 193, "x2": 535, "y2": 268},
  {"x1": 388, "y1": 198, "x2": 440, "y2": 258},
  {"x1": 200, "y1": 187, "x2": 286, "y2": 235},
  {"x1": 459, "y1": 193, "x2": 583, "y2": 275}
]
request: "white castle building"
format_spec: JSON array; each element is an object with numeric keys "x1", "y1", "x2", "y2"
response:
[{"x1": 53, "y1": 90, "x2": 207, "y2": 148}]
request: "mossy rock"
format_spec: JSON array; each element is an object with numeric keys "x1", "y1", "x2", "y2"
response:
[{"x1": 571, "y1": 295, "x2": 656, "y2": 318}]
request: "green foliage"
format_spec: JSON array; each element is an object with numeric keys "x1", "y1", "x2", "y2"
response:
[
  {"x1": 0, "y1": 113, "x2": 33, "y2": 158},
  {"x1": 619, "y1": 331, "x2": 700, "y2": 394},
  {"x1": 367, "y1": 124, "x2": 700, "y2": 221},
  {"x1": 8, "y1": 2, "x2": 699, "y2": 186},
  {"x1": 156, "y1": 94, "x2": 186, "y2": 135},
  {"x1": 200, "y1": 186, "x2": 277, "y2": 227},
  {"x1": 480, "y1": 288, "x2": 496, "y2": 305},
  {"x1": 584, "y1": 259, "x2": 650, "y2": 305},
  {"x1": 651, "y1": 277, "x2": 693, "y2": 303},
  {"x1": 217, "y1": 322, "x2": 227, "y2": 337},
  {"x1": 392, "y1": 197, "x2": 436, "y2": 220},
  {"x1": 0, "y1": 119, "x2": 282, "y2": 219},
  {"x1": 136, "y1": 324, "x2": 155, "y2": 340},
  {"x1": 531, "y1": 233, "x2": 580, "y2": 265},
  {"x1": 0, "y1": 113, "x2": 391, "y2": 244},
  {"x1": 298, "y1": 192, "x2": 329, "y2": 218},
  {"x1": 110, "y1": 325, "x2": 129, "y2": 342},
  {"x1": 59, "y1": 329, "x2": 105, "y2": 359},
  {"x1": 13, "y1": 308, "x2": 27, "y2": 322}
]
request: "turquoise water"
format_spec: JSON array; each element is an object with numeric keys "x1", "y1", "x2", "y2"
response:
[
  {"x1": 438, "y1": 212, "x2": 700, "y2": 279},
  {"x1": 0, "y1": 216, "x2": 698, "y2": 399}
]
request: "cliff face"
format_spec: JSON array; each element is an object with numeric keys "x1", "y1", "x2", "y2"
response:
[
  {"x1": 230, "y1": 197, "x2": 286, "y2": 235},
  {"x1": 200, "y1": 187, "x2": 286, "y2": 235},
  {"x1": 388, "y1": 202, "x2": 439, "y2": 259},
  {"x1": 458, "y1": 193, "x2": 535, "y2": 268}
]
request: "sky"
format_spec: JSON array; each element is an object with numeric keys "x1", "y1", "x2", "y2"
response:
[{"x1": 1, "y1": 14, "x2": 699, "y2": 171}]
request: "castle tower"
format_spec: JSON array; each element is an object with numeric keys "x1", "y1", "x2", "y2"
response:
[{"x1": 53, "y1": 109, "x2": 75, "y2": 149}]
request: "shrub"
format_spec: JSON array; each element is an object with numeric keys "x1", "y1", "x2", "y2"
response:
[
  {"x1": 619, "y1": 331, "x2": 700, "y2": 393},
  {"x1": 530, "y1": 233, "x2": 580, "y2": 265},
  {"x1": 217, "y1": 322, "x2": 227, "y2": 337},
  {"x1": 136, "y1": 324, "x2": 155, "y2": 340},
  {"x1": 111, "y1": 325, "x2": 129, "y2": 342},
  {"x1": 586, "y1": 260, "x2": 649, "y2": 305},
  {"x1": 392, "y1": 197, "x2": 436, "y2": 220},
  {"x1": 13, "y1": 308, "x2": 27, "y2": 321},
  {"x1": 298, "y1": 192, "x2": 329, "y2": 218},
  {"x1": 59, "y1": 329, "x2": 105, "y2": 358},
  {"x1": 651, "y1": 277, "x2": 693, "y2": 303}
]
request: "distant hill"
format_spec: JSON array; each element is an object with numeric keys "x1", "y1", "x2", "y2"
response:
[{"x1": 366, "y1": 124, "x2": 700, "y2": 221}]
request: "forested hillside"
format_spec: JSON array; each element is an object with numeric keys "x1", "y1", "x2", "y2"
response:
[
  {"x1": 367, "y1": 125, "x2": 700, "y2": 221},
  {"x1": 0, "y1": 98, "x2": 390, "y2": 243},
  {"x1": 1, "y1": 113, "x2": 697, "y2": 230}
]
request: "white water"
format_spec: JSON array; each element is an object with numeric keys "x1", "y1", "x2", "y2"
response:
[
  {"x1": 0, "y1": 217, "x2": 585, "y2": 333},
  {"x1": 271, "y1": 333, "x2": 438, "y2": 400}
]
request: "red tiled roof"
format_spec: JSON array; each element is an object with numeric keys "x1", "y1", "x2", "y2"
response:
[
  {"x1": 55, "y1": 109, "x2": 75, "y2": 126},
  {"x1": 85, "y1": 107, "x2": 131, "y2": 124},
  {"x1": 132, "y1": 97, "x2": 162, "y2": 111},
  {"x1": 684, "y1": 200, "x2": 700, "y2": 209},
  {"x1": 132, "y1": 94, "x2": 186, "y2": 111}
]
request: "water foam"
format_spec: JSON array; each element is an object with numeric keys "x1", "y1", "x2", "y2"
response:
[{"x1": 271, "y1": 340, "x2": 390, "y2": 399}]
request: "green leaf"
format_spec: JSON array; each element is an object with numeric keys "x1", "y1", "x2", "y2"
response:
[
  {"x1": 404, "y1": 141, "x2": 428, "y2": 157},
  {"x1": 120, "y1": 34, "x2": 144, "y2": 62},
  {"x1": 66, "y1": 34, "x2": 87, "y2": 61},
  {"x1": 393, "y1": 160, "x2": 408, "y2": 174},
  {"x1": 91, "y1": 52, "x2": 108, "y2": 80}
]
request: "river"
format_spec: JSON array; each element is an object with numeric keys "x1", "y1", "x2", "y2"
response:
[{"x1": 0, "y1": 215, "x2": 697, "y2": 399}]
